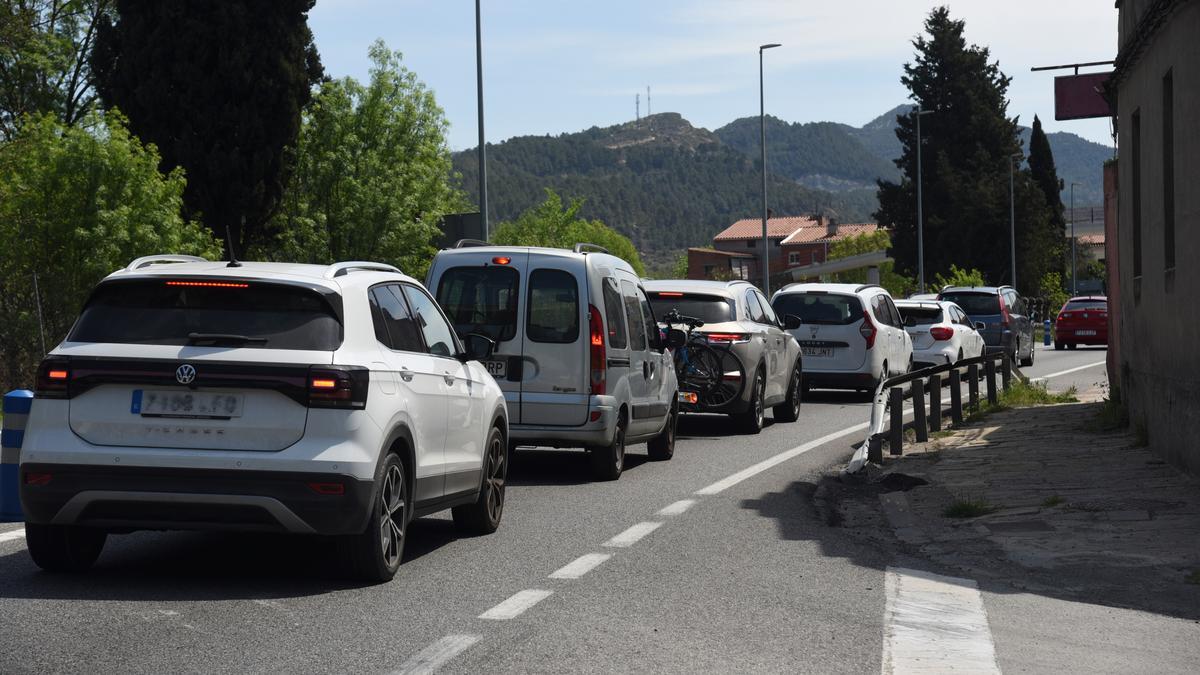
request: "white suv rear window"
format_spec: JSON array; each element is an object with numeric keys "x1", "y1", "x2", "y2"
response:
[{"x1": 772, "y1": 293, "x2": 863, "y2": 325}]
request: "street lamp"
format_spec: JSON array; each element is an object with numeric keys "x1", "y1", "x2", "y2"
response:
[
  {"x1": 1009, "y1": 153, "x2": 1022, "y2": 290},
  {"x1": 475, "y1": 0, "x2": 489, "y2": 239},
  {"x1": 759, "y1": 42, "x2": 781, "y2": 295},
  {"x1": 1069, "y1": 182, "x2": 1080, "y2": 296},
  {"x1": 915, "y1": 105, "x2": 934, "y2": 294}
]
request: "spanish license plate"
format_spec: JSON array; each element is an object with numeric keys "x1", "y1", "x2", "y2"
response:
[
  {"x1": 1076, "y1": 329, "x2": 1096, "y2": 336},
  {"x1": 802, "y1": 347, "x2": 834, "y2": 358},
  {"x1": 132, "y1": 390, "x2": 244, "y2": 418},
  {"x1": 482, "y1": 359, "x2": 507, "y2": 378}
]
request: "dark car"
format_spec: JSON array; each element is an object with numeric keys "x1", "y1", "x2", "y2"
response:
[
  {"x1": 937, "y1": 285, "x2": 1035, "y2": 367},
  {"x1": 1055, "y1": 296, "x2": 1108, "y2": 349}
]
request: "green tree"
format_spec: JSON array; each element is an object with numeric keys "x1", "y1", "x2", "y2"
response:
[
  {"x1": 262, "y1": 41, "x2": 464, "y2": 282},
  {"x1": 91, "y1": 0, "x2": 323, "y2": 254},
  {"x1": 0, "y1": 110, "x2": 220, "y2": 389},
  {"x1": 932, "y1": 264, "x2": 987, "y2": 290},
  {"x1": 492, "y1": 189, "x2": 645, "y2": 276},
  {"x1": 875, "y1": 6, "x2": 1054, "y2": 294},
  {"x1": 0, "y1": 0, "x2": 113, "y2": 138},
  {"x1": 826, "y1": 230, "x2": 913, "y2": 297},
  {"x1": 670, "y1": 253, "x2": 688, "y2": 279},
  {"x1": 1026, "y1": 115, "x2": 1068, "y2": 282}
]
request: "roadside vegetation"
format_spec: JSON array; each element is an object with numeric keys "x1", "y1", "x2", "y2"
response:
[
  {"x1": 964, "y1": 380, "x2": 1078, "y2": 423},
  {"x1": 943, "y1": 495, "x2": 1000, "y2": 518}
]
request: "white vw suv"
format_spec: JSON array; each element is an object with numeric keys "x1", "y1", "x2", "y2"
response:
[{"x1": 19, "y1": 255, "x2": 508, "y2": 582}]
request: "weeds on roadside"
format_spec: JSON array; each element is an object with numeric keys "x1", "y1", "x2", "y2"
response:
[
  {"x1": 963, "y1": 381, "x2": 1078, "y2": 424},
  {"x1": 1041, "y1": 495, "x2": 1065, "y2": 508},
  {"x1": 1094, "y1": 386, "x2": 1129, "y2": 432},
  {"x1": 943, "y1": 495, "x2": 1000, "y2": 518}
]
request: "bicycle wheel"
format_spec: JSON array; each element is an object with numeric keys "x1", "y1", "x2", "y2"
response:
[{"x1": 689, "y1": 344, "x2": 744, "y2": 407}]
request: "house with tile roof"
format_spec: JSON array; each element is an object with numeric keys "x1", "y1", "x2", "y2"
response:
[{"x1": 689, "y1": 215, "x2": 879, "y2": 280}]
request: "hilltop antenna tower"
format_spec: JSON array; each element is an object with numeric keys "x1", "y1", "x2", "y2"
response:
[
  {"x1": 636, "y1": 93, "x2": 640, "y2": 121},
  {"x1": 647, "y1": 86, "x2": 651, "y2": 116}
]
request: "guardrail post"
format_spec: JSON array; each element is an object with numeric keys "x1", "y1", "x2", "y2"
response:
[
  {"x1": 928, "y1": 373, "x2": 942, "y2": 432},
  {"x1": 911, "y1": 378, "x2": 928, "y2": 442},
  {"x1": 967, "y1": 364, "x2": 980, "y2": 413},
  {"x1": 1001, "y1": 353, "x2": 1012, "y2": 391},
  {"x1": 985, "y1": 358, "x2": 998, "y2": 406},
  {"x1": 868, "y1": 434, "x2": 883, "y2": 464},
  {"x1": 2, "y1": 390, "x2": 34, "y2": 522},
  {"x1": 949, "y1": 369, "x2": 963, "y2": 425},
  {"x1": 889, "y1": 387, "x2": 903, "y2": 455},
  {"x1": 1043, "y1": 318, "x2": 1052, "y2": 346}
]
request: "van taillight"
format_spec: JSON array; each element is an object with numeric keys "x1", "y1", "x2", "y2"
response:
[
  {"x1": 859, "y1": 310, "x2": 877, "y2": 349},
  {"x1": 307, "y1": 366, "x2": 369, "y2": 409},
  {"x1": 588, "y1": 304, "x2": 606, "y2": 395},
  {"x1": 35, "y1": 358, "x2": 71, "y2": 399}
]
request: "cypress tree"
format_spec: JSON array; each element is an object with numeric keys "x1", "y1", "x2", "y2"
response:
[
  {"x1": 91, "y1": 0, "x2": 323, "y2": 255},
  {"x1": 1026, "y1": 115, "x2": 1068, "y2": 277}
]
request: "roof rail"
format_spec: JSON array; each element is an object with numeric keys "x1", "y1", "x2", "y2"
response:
[
  {"x1": 324, "y1": 261, "x2": 402, "y2": 279},
  {"x1": 125, "y1": 255, "x2": 208, "y2": 272},
  {"x1": 573, "y1": 242, "x2": 610, "y2": 255},
  {"x1": 855, "y1": 284, "x2": 882, "y2": 293},
  {"x1": 454, "y1": 239, "x2": 491, "y2": 248}
]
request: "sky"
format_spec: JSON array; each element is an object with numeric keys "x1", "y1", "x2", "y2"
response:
[{"x1": 308, "y1": 0, "x2": 1117, "y2": 151}]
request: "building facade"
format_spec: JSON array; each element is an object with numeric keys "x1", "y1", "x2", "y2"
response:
[
  {"x1": 692, "y1": 215, "x2": 878, "y2": 281},
  {"x1": 1112, "y1": 0, "x2": 1199, "y2": 474}
]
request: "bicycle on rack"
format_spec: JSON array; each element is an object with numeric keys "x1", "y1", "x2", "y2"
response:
[{"x1": 660, "y1": 309, "x2": 745, "y2": 409}]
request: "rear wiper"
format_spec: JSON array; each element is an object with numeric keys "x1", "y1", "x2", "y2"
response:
[{"x1": 187, "y1": 332, "x2": 268, "y2": 345}]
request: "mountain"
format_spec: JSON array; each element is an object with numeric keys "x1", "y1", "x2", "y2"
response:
[{"x1": 452, "y1": 113, "x2": 877, "y2": 263}]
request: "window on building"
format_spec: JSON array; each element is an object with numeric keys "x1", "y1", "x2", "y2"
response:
[
  {"x1": 1131, "y1": 109, "x2": 1142, "y2": 278},
  {"x1": 1163, "y1": 69, "x2": 1175, "y2": 273},
  {"x1": 788, "y1": 252, "x2": 800, "y2": 265}
]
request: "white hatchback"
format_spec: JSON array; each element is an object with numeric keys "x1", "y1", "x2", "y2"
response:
[
  {"x1": 771, "y1": 283, "x2": 912, "y2": 393},
  {"x1": 894, "y1": 300, "x2": 985, "y2": 369}
]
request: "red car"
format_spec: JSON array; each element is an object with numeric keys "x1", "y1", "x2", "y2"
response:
[{"x1": 1054, "y1": 296, "x2": 1108, "y2": 349}]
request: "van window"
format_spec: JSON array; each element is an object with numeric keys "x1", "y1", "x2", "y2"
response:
[
  {"x1": 402, "y1": 285, "x2": 459, "y2": 357},
  {"x1": 772, "y1": 293, "x2": 862, "y2": 325},
  {"x1": 370, "y1": 284, "x2": 424, "y2": 352},
  {"x1": 621, "y1": 280, "x2": 647, "y2": 351},
  {"x1": 435, "y1": 266, "x2": 519, "y2": 342},
  {"x1": 602, "y1": 279, "x2": 628, "y2": 349},
  {"x1": 636, "y1": 287, "x2": 658, "y2": 350},
  {"x1": 527, "y1": 269, "x2": 580, "y2": 344}
]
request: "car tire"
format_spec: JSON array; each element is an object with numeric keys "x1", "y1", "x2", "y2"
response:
[
  {"x1": 590, "y1": 411, "x2": 626, "y2": 481},
  {"x1": 735, "y1": 368, "x2": 766, "y2": 434},
  {"x1": 772, "y1": 362, "x2": 802, "y2": 423},
  {"x1": 339, "y1": 452, "x2": 408, "y2": 583},
  {"x1": 1054, "y1": 341, "x2": 1064, "y2": 351},
  {"x1": 24, "y1": 523, "x2": 106, "y2": 573},
  {"x1": 452, "y1": 426, "x2": 507, "y2": 535},
  {"x1": 1067, "y1": 343, "x2": 1077, "y2": 350},
  {"x1": 647, "y1": 400, "x2": 677, "y2": 461},
  {"x1": 1020, "y1": 341, "x2": 1035, "y2": 367},
  {"x1": 957, "y1": 349, "x2": 964, "y2": 364}
]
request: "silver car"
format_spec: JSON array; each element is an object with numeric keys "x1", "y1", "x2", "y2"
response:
[{"x1": 643, "y1": 280, "x2": 803, "y2": 434}]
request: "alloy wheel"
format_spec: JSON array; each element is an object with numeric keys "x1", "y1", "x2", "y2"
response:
[
  {"x1": 486, "y1": 434, "x2": 506, "y2": 523},
  {"x1": 379, "y1": 464, "x2": 406, "y2": 568}
]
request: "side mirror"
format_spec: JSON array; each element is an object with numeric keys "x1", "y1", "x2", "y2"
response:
[
  {"x1": 461, "y1": 332, "x2": 496, "y2": 362},
  {"x1": 666, "y1": 328, "x2": 688, "y2": 349},
  {"x1": 974, "y1": 321, "x2": 987, "y2": 331},
  {"x1": 782, "y1": 314, "x2": 802, "y2": 330}
]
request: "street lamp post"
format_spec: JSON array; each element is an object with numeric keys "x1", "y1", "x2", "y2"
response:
[
  {"x1": 475, "y1": 0, "x2": 489, "y2": 239},
  {"x1": 1009, "y1": 153, "x2": 1022, "y2": 290},
  {"x1": 915, "y1": 106, "x2": 934, "y2": 294},
  {"x1": 1069, "y1": 182, "x2": 1080, "y2": 296},
  {"x1": 759, "y1": 43, "x2": 781, "y2": 295}
]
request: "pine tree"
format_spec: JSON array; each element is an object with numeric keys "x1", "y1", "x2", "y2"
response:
[
  {"x1": 91, "y1": 0, "x2": 323, "y2": 254},
  {"x1": 875, "y1": 7, "x2": 1053, "y2": 293}
]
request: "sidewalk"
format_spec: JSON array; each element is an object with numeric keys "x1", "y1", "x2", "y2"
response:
[{"x1": 833, "y1": 390, "x2": 1200, "y2": 620}]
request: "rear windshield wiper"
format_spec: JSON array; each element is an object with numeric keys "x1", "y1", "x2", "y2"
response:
[{"x1": 187, "y1": 332, "x2": 268, "y2": 345}]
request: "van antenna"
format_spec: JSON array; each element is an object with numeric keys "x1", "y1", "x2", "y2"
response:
[{"x1": 226, "y1": 217, "x2": 243, "y2": 268}]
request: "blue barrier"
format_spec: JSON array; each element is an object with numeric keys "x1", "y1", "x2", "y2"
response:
[
  {"x1": 2, "y1": 390, "x2": 33, "y2": 522},
  {"x1": 1044, "y1": 318, "x2": 1052, "y2": 346}
]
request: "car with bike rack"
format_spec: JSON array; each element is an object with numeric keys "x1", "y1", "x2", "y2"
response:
[{"x1": 644, "y1": 280, "x2": 803, "y2": 434}]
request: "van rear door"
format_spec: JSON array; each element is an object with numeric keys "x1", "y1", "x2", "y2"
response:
[{"x1": 520, "y1": 263, "x2": 589, "y2": 426}]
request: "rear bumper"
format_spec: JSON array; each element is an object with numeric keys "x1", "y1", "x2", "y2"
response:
[
  {"x1": 509, "y1": 401, "x2": 616, "y2": 448},
  {"x1": 912, "y1": 347, "x2": 955, "y2": 370},
  {"x1": 19, "y1": 463, "x2": 373, "y2": 535},
  {"x1": 804, "y1": 371, "x2": 878, "y2": 390},
  {"x1": 1056, "y1": 328, "x2": 1108, "y2": 344}
]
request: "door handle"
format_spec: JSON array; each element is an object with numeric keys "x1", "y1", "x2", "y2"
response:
[
  {"x1": 643, "y1": 361, "x2": 651, "y2": 379},
  {"x1": 399, "y1": 368, "x2": 414, "y2": 382},
  {"x1": 443, "y1": 372, "x2": 456, "y2": 386}
]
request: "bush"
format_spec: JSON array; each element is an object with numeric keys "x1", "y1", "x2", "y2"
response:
[{"x1": 933, "y1": 264, "x2": 986, "y2": 291}]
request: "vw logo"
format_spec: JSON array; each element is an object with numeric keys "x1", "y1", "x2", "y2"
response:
[
  {"x1": 809, "y1": 326, "x2": 819, "y2": 339},
  {"x1": 175, "y1": 364, "x2": 197, "y2": 385}
]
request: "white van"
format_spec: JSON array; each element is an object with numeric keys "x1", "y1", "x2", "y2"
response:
[{"x1": 427, "y1": 242, "x2": 678, "y2": 480}]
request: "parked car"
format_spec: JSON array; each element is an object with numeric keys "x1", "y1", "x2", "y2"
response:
[
  {"x1": 428, "y1": 242, "x2": 678, "y2": 480},
  {"x1": 20, "y1": 256, "x2": 508, "y2": 581},
  {"x1": 894, "y1": 300, "x2": 985, "y2": 369},
  {"x1": 643, "y1": 279, "x2": 803, "y2": 433},
  {"x1": 1055, "y1": 296, "x2": 1108, "y2": 349},
  {"x1": 937, "y1": 285, "x2": 1035, "y2": 367},
  {"x1": 770, "y1": 283, "x2": 913, "y2": 394}
]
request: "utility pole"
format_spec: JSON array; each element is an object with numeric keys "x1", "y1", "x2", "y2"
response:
[
  {"x1": 475, "y1": 0, "x2": 489, "y2": 239},
  {"x1": 1009, "y1": 153, "x2": 1022, "y2": 290},
  {"x1": 759, "y1": 43, "x2": 781, "y2": 295},
  {"x1": 1069, "y1": 182, "x2": 1079, "y2": 296}
]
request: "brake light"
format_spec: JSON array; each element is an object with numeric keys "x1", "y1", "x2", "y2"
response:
[
  {"x1": 705, "y1": 333, "x2": 750, "y2": 344},
  {"x1": 491, "y1": 256, "x2": 511, "y2": 265},
  {"x1": 859, "y1": 310, "x2": 877, "y2": 349},
  {"x1": 930, "y1": 326, "x2": 954, "y2": 341},
  {"x1": 35, "y1": 358, "x2": 71, "y2": 398},
  {"x1": 307, "y1": 482, "x2": 345, "y2": 496},
  {"x1": 1000, "y1": 298, "x2": 1012, "y2": 327},
  {"x1": 24, "y1": 472, "x2": 52, "y2": 486},
  {"x1": 165, "y1": 281, "x2": 249, "y2": 289},
  {"x1": 588, "y1": 304, "x2": 606, "y2": 395},
  {"x1": 656, "y1": 292, "x2": 684, "y2": 297},
  {"x1": 307, "y1": 366, "x2": 369, "y2": 409}
]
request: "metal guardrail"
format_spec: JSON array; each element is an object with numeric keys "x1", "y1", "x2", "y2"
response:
[{"x1": 845, "y1": 352, "x2": 1023, "y2": 474}]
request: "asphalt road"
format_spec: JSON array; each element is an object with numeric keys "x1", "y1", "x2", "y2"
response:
[{"x1": 4, "y1": 344, "x2": 1192, "y2": 674}]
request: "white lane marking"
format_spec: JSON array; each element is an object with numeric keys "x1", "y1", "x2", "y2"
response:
[
  {"x1": 390, "y1": 634, "x2": 482, "y2": 675},
  {"x1": 696, "y1": 422, "x2": 870, "y2": 495},
  {"x1": 0, "y1": 527, "x2": 25, "y2": 544},
  {"x1": 478, "y1": 589, "x2": 553, "y2": 620},
  {"x1": 1031, "y1": 360, "x2": 1106, "y2": 382},
  {"x1": 602, "y1": 521, "x2": 663, "y2": 548},
  {"x1": 657, "y1": 499, "x2": 697, "y2": 516},
  {"x1": 882, "y1": 567, "x2": 1000, "y2": 675},
  {"x1": 549, "y1": 553, "x2": 612, "y2": 580}
]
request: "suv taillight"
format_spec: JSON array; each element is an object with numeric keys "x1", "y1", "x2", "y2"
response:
[
  {"x1": 588, "y1": 304, "x2": 606, "y2": 395},
  {"x1": 930, "y1": 326, "x2": 954, "y2": 341},
  {"x1": 859, "y1": 310, "x2": 877, "y2": 349},
  {"x1": 705, "y1": 333, "x2": 750, "y2": 344},
  {"x1": 35, "y1": 357, "x2": 71, "y2": 399},
  {"x1": 308, "y1": 366, "x2": 369, "y2": 409}
]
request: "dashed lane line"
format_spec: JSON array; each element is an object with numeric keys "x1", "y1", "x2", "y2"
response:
[
  {"x1": 1031, "y1": 360, "x2": 1106, "y2": 382},
  {"x1": 602, "y1": 521, "x2": 662, "y2": 548},
  {"x1": 478, "y1": 589, "x2": 553, "y2": 620},
  {"x1": 695, "y1": 421, "x2": 871, "y2": 496},
  {"x1": 656, "y1": 499, "x2": 697, "y2": 516},
  {"x1": 882, "y1": 567, "x2": 1000, "y2": 675},
  {"x1": 549, "y1": 553, "x2": 611, "y2": 580},
  {"x1": 0, "y1": 527, "x2": 25, "y2": 544},
  {"x1": 389, "y1": 634, "x2": 482, "y2": 675}
]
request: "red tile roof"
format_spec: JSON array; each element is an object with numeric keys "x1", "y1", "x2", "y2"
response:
[
  {"x1": 781, "y1": 222, "x2": 878, "y2": 245},
  {"x1": 1076, "y1": 233, "x2": 1105, "y2": 246},
  {"x1": 713, "y1": 216, "x2": 817, "y2": 241},
  {"x1": 687, "y1": 247, "x2": 754, "y2": 258}
]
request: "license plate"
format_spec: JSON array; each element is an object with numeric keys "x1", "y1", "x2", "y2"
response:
[
  {"x1": 132, "y1": 390, "x2": 244, "y2": 418},
  {"x1": 1076, "y1": 329, "x2": 1096, "y2": 336},
  {"x1": 802, "y1": 347, "x2": 834, "y2": 358},
  {"x1": 482, "y1": 360, "x2": 507, "y2": 378}
]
